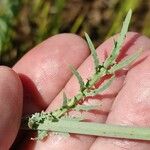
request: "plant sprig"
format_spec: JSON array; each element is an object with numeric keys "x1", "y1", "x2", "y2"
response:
[{"x1": 22, "y1": 10, "x2": 145, "y2": 141}]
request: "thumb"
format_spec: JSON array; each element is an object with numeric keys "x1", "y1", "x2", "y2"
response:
[{"x1": 0, "y1": 66, "x2": 23, "y2": 150}]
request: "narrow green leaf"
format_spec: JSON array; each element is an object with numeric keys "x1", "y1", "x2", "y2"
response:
[
  {"x1": 109, "y1": 49, "x2": 143, "y2": 73},
  {"x1": 104, "y1": 9, "x2": 132, "y2": 68},
  {"x1": 74, "y1": 104, "x2": 99, "y2": 111},
  {"x1": 69, "y1": 64, "x2": 85, "y2": 91},
  {"x1": 36, "y1": 120, "x2": 150, "y2": 141},
  {"x1": 84, "y1": 32, "x2": 100, "y2": 70},
  {"x1": 63, "y1": 92, "x2": 68, "y2": 106},
  {"x1": 86, "y1": 76, "x2": 115, "y2": 96}
]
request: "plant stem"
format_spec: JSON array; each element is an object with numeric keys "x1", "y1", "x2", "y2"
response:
[
  {"x1": 51, "y1": 69, "x2": 107, "y2": 118},
  {"x1": 87, "y1": 68, "x2": 107, "y2": 87},
  {"x1": 31, "y1": 120, "x2": 150, "y2": 141},
  {"x1": 24, "y1": 10, "x2": 147, "y2": 141}
]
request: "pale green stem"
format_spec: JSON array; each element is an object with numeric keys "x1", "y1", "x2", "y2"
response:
[
  {"x1": 51, "y1": 68, "x2": 107, "y2": 118},
  {"x1": 35, "y1": 120, "x2": 150, "y2": 141},
  {"x1": 87, "y1": 67, "x2": 107, "y2": 87}
]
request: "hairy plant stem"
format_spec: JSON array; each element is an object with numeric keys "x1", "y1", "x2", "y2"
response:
[{"x1": 51, "y1": 67, "x2": 107, "y2": 119}]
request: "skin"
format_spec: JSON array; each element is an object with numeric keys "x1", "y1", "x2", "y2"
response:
[{"x1": 0, "y1": 32, "x2": 150, "y2": 150}]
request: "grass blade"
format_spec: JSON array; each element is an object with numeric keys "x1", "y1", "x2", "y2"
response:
[
  {"x1": 36, "y1": 120, "x2": 150, "y2": 141},
  {"x1": 69, "y1": 64, "x2": 85, "y2": 91},
  {"x1": 104, "y1": 9, "x2": 132, "y2": 68},
  {"x1": 84, "y1": 32, "x2": 100, "y2": 70},
  {"x1": 109, "y1": 49, "x2": 143, "y2": 73}
]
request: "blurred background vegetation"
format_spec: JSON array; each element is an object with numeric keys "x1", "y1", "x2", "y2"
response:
[{"x1": 0, "y1": 0, "x2": 150, "y2": 66}]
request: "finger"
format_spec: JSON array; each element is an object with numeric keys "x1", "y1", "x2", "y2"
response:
[
  {"x1": 23, "y1": 32, "x2": 144, "y2": 150},
  {"x1": 13, "y1": 34, "x2": 90, "y2": 114},
  {"x1": 0, "y1": 66, "x2": 23, "y2": 150},
  {"x1": 90, "y1": 39, "x2": 150, "y2": 149}
]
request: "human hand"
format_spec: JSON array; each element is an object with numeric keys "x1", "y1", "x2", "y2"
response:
[{"x1": 1, "y1": 32, "x2": 150, "y2": 150}]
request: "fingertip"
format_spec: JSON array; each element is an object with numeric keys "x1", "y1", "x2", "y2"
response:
[
  {"x1": 13, "y1": 33, "x2": 89, "y2": 70},
  {"x1": 0, "y1": 66, "x2": 23, "y2": 149}
]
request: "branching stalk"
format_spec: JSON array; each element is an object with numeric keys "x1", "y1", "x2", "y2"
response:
[{"x1": 21, "y1": 10, "x2": 148, "y2": 141}]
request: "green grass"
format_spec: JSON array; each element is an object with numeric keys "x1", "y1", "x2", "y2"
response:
[
  {"x1": 105, "y1": 0, "x2": 142, "y2": 38},
  {"x1": 0, "y1": 0, "x2": 20, "y2": 54},
  {"x1": 0, "y1": 0, "x2": 149, "y2": 66}
]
